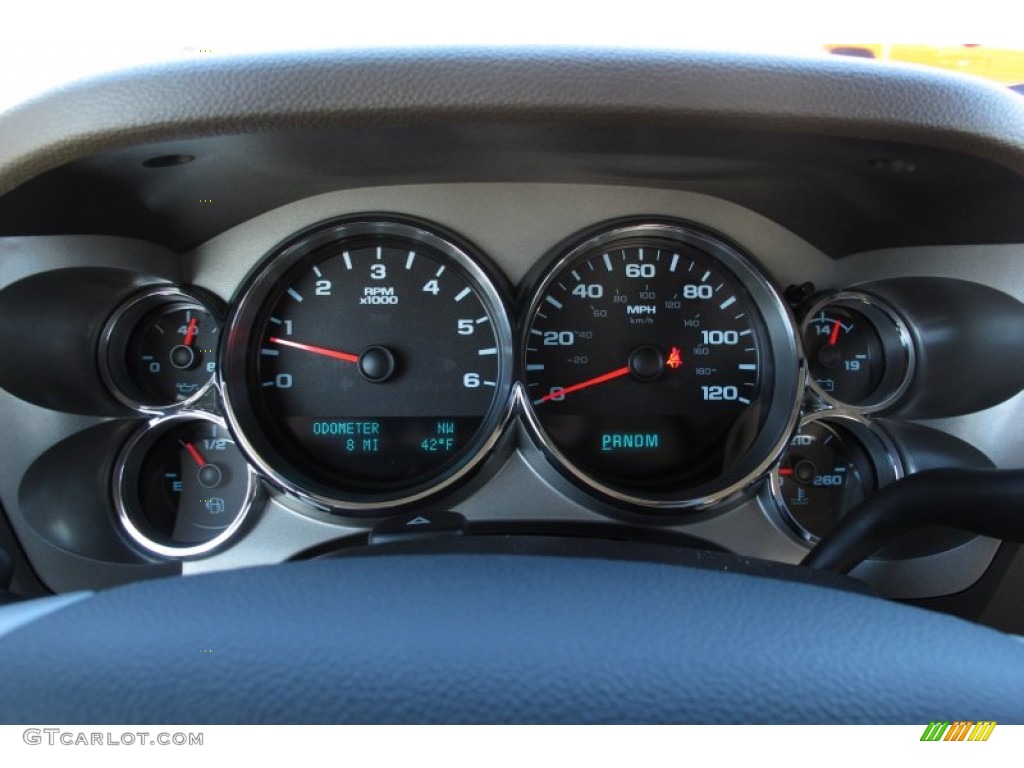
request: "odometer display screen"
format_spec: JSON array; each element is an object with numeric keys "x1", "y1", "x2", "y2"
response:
[
  {"x1": 521, "y1": 221, "x2": 795, "y2": 505},
  {"x1": 222, "y1": 219, "x2": 514, "y2": 510},
  {"x1": 276, "y1": 416, "x2": 482, "y2": 485}
]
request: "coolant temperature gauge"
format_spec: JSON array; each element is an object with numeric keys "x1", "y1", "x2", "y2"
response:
[{"x1": 770, "y1": 413, "x2": 901, "y2": 543}]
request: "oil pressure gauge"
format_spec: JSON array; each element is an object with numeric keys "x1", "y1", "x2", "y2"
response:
[
  {"x1": 100, "y1": 286, "x2": 223, "y2": 412},
  {"x1": 802, "y1": 292, "x2": 914, "y2": 413}
]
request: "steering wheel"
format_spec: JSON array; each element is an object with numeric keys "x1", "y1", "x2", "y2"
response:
[{"x1": 1, "y1": 540, "x2": 1023, "y2": 723}]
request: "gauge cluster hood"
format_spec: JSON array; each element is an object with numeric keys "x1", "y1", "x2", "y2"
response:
[{"x1": 3, "y1": 48, "x2": 1024, "y2": 256}]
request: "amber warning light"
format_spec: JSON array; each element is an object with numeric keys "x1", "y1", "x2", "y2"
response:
[{"x1": 667, "y1": 347, "x2": 683, "y2": 369}]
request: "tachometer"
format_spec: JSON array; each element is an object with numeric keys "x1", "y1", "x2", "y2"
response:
[
  {"x1": 221, "y1": 218, "x2": 514, "y2": 513},
  {"x1": 520, "y1": 220, "x2": 802, "y2": 512}
]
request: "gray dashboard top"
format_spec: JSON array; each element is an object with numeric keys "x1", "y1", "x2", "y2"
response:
[
  {"x1": 3, "y1": 47, "x2": 1024, "y2": 190},
  {"x1": 3, "y1": 49, "x2": 1024, "y2": 259}
]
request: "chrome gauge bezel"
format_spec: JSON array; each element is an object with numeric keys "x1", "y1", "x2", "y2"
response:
[
  {"x1": 219, "y1": 216, "x2": 517, "y2": 514},
  {"x1": 801, "y1": 291, "x2": 915, "y2": 414},
  {"x1": 98, "y1": 285, "x2": 223, "y2": 414},
  {"x1": 517, "y1": 219, "x2": 804, "y2": 514},
  {"x1": 113, "y1": 411, "x2": 261, "y2": 559},
  {"x1": 768, "y1": 409, "x2": 903, "y2": 545}
]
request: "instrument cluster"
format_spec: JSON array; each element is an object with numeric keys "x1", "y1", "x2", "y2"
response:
[
  {"x1": 105, "y1": 213, "x2": 1024, "y2": 559},
  {"x1": 98, "y1": 214, "x2": 807, "y2": 557},
  {"x1": 11, "y1": 210, "x2": 1021, "y2": 572}
]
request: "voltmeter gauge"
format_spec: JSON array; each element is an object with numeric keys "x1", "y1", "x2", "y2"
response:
[
  {"x1": 802, "y1": 293, "x2": 914, "y2": 413},
  {"x1": 114, "y1": 413, "x2": 259, "y2": 558},
  {"x1": 100, "y1": 286, "x2": 223, "y2": 412},
  {"x1": 770, "y1": 412, "x2": 901, "y2": 543}
]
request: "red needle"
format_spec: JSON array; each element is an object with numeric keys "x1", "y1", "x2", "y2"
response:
[
  {"x1": 535, "y1": 366, "x2": 631, "y2": 404},
  {"x1": 181, "y1": 441, "x2": 205, "y2": 468},
  {"x1": 183, "y1": 317, "x2": 199, "y2": 347},
  {"x1": 269, "y1": 337, "x2": 359, "y2": 363},
  {"x1": 828, "y1": 319, "x2": 842, "y2": 346},
  {"x1": 779, "y1": 468, "x2": 794, "y2": 476}
]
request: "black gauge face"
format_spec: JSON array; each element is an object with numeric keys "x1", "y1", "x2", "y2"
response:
[
  {"x1": 521, "y1": 222, "x2": 800, "y2": 507},
  {"x1": 804, "y1": 307, "x2": 883, "y2": 405},
  {"x1": 774, "y1": 419, "x2": 878, "y2": 541},
  {"x1": 101, "y1": 288, "x2": 222, "y2": 411},
  {"x1": 222, "y1": 220, "x2": 513, "y2": 510},
  {"x1": 117, "y1": 418, "x2": 255, "y2": 556},
  {"x1": 801, "y1": 295, "x2": 913, "y2": 412},
  {"x1": 128, "y1": 303, "x2": 219, "y2": 404}
]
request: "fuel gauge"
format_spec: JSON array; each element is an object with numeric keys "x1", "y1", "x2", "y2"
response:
[
  {"x1": 770, "y1": 412, "x2": 901, "y2": 543},
  {"x1": 114, "y1": 414, "x2": 259, "y2": 557}
]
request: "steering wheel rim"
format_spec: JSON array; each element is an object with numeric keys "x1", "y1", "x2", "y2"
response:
[{"x1": 1, "y1": 550, "x2": 1023, "y2": 724}]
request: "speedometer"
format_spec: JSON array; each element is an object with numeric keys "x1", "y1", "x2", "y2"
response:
[
  {"x1": 520, "y1": 220, "x2": 802, "y2": 512},
  {"x1": 221, "y1": 217, "x2": 514, "y2": 513}
]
